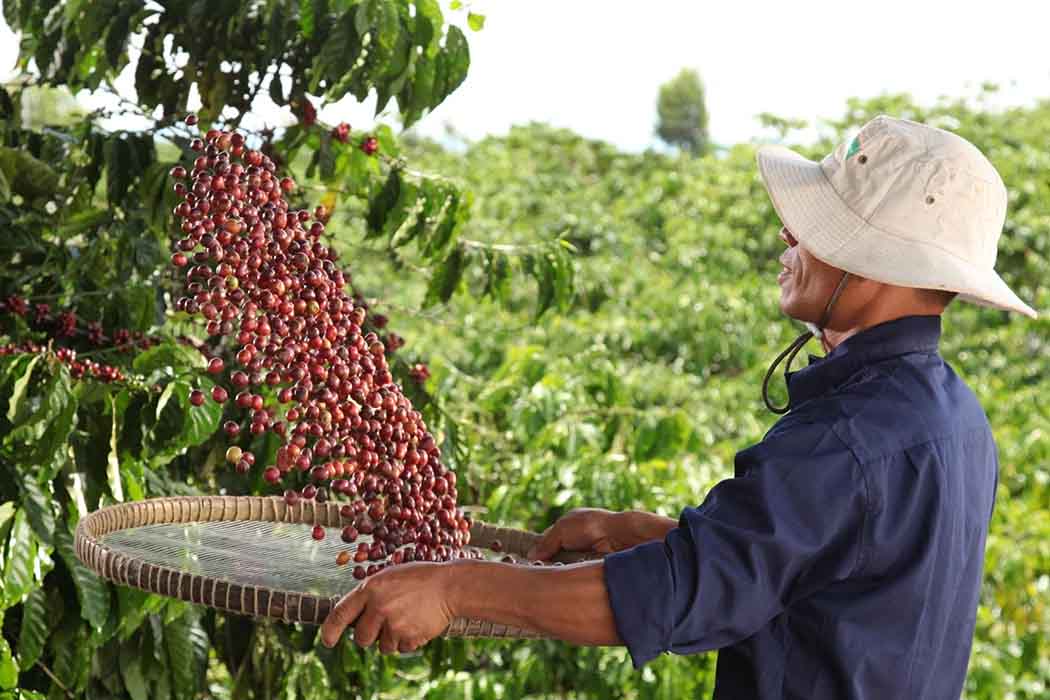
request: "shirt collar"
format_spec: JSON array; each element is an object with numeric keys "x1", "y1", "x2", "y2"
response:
[{"x1": 785, "y1": 315, "x2": 942, "y2": 410}]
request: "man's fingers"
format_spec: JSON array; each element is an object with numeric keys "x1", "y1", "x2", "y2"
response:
[
  {"x1": 398, "y1": 639, "x2": 420, "y2": 654},
  {"x1": 378, "y1": 625, "x2": 398, "y2": 655},
  {"x1": 352, "y1": 608, "x2": 383, "y2": 648},
  {"x1": 527, "y1": 526, "x2": 561, "y2": 561},
  {"x1": 321, "y1": 588, "x2": 367, "y2": 648}
]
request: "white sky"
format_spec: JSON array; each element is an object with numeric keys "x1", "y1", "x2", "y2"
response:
[{"x1": 3, "y1": 1, "x2": 1050, "y2": 151}]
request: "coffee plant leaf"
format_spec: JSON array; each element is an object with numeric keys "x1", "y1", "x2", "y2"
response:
[
  {"x1": 54, "y1": 526, "x2": 110, "y2": 632},
  {"x1": 2, "y1": 509, "x2": 36, "y2": 608},
  {"x1": 132, "y1": 342, "x2": 206, "y2": 378},
  {"x1": 0, "y1": 635, "x2": 16, "y2": 690},
  {"x1": 16, "y1": 586, "x2": 49, "y2": 671},
  {"x1": 20, "y1": 479, "x2": 56, "y2": 548},
  {"x1": 164, "y1": 608, "x2": 208, "y2": 700}
]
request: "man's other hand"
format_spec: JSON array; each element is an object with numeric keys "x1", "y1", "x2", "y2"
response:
[{"x1": 526, "y1": 508, "x2": 676, "y2": 561}]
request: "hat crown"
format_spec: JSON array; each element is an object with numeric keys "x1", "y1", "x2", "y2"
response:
[{"x1": 820, "y1": 115, "x2": 1007, "y2": 268}]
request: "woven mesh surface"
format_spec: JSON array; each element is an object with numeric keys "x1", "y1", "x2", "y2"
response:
[
  {"x1": 101, "y1": 521, "x2": 373, "y2": 599},
  {"x1": 75, "y1": 496, "x2": 601, "y2": 638}
]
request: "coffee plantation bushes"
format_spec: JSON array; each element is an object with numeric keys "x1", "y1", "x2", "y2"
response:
[{"x1": 2, "y1": 2, "x2": 1049, "y2": 697}]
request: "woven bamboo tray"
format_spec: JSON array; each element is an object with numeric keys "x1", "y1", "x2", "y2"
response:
[{"x1": 74, "y1": 495, "x2": 597, "y2": 638}]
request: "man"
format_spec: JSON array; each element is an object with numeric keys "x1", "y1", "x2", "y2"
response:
[{"x1": 321, "y1": 115, "x2": 1037, "y2": 698}]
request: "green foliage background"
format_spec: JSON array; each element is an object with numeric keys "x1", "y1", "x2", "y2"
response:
[{"x1": 1, "y1": 2, "x2": 1048, "y2": 699}]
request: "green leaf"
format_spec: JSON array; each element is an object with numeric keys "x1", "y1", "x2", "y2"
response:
[
  {"x1": 552, "y1": 242, "x2": 576, "y2": 312},
  {"x1": 54, "y1": 527, "x2": 110, "y2": 631},
  {"x1": 2, "y1": 509, "x2": 36, "y2": 607},
  {"x1": 148, "y1": 377, "x2": 221, "y2": 464},
  {"x1": 104, "y1": 4, "x2": 134, "y2": 72},
  {"x1": 17, "y1": 587, "x2": 49, "y2": 671},
  {"x1": 311, "y1": 13, "x2": 361, "y2": 97},
  {"x1": 423, "y1": 246, "x2": 467, "y2": 307},
  {"x1": 104, "y1": 135, "x2": 133, "y2": 205},
  {"x1": 421, "y1": 190, "x2": 462, "y2": 260},
  {"x1": 299, "y1": 0, "x2": 315, "y2": 38},
  {"x1": 56, "y1": 208, "x2": 111, "y2": 238},
  {"x1": 467, "y1": 12, "x2": 485, "y2": 31},
  {"x1": 354, "y1": 0, "x2": 379, "y2": 40},
  {"x1": 401, "y1": 51, "x2": 436, "y2": 127},
  {"x1": 0, "y1": 504, "x2": 14, "y2": 535},
  {"x1": 20, "y1": 480, "x2": 55, "y2": 547},
  {"x1": 48, "y1": 616, "x2": 91, "y2": 694},
  {"x1": 413, "y1": 0, "x2": 442, "y2": 56},
  {"x1": 370, "y1": 175, "x2": 419, "y2": 241},
  {"x1": 0, "y1": 167, "x2": 9, "y2": 203},
  {"x1": 393, "y1": 180, "x2": 438, "y2": 249},
  {"x1": 366, "y1": 168, "x2": 402, "y2": 235},
  {"x1": 530, "y1": 253, "x2": 557, "y2": 319},
  {"x1": 483, "y1": 249, "x2": 512, "y2": 305},
  {"x1": 633, "y1": 412, "x2": 693, "y2": 463},
  {"x1": 165, "y1": 609, "x2": 207, "y2": 700},
  {"x1": 1, "y1": 0, "x2": 17, "y2": 29},
  {"x1": 133, "y1": 342, "x2": 206, "y2": 378},
  {"x1": 27, "y1": 364, "x2": 77, "y2": 473},
  {"x1": 269, "y1": 68, "x2": 286, "y2": 105},
  {"x1": 6, "y1": 361, "x2": 75, "y2": 455},
  {"x1": 174, "y1": 378, "x2": 221, "y2": 448},
  {"x1": 116, "y1": 588, "x2": 166, "y2": 642},
  {"x1": 5, "y1": 353, "x2": 41, "y2": 423},
  {"x1": 433, "y1": 25, "x2": 469, "y2": 108},
  {"x1": 318, "y1": 129, "x2": 336, "y2": 180},
  {"x1": 0, "y1": 635, "x2": 16, "y2": 690},
  {"x1": 120, "y1": 639, "x2": 150, "y2": 700},
  {"x1": 296, "y1": 655, "x2": 329, "y2": 698}
]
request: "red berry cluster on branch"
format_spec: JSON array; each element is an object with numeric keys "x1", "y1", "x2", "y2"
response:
[
  {"x1": 0, "y1": 342, "x2": 127, "y2": 383},
  {"x1": 409, "y1": 363, "x2": 431, "y2": 385},
  {"x1": 169, "y1": 114, "x2": 472, "y2": 574},
  {"x1": 2, "y1": 296, "x2": 163, "y2": 353}
]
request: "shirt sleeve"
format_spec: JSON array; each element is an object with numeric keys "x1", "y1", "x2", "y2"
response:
[{"x1": 602, "y1": 423, "x2": 869, "y2": 668}]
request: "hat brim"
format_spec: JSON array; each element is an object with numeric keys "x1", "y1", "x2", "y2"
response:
[{"x1": 756, "y1": 145, "x2": 1038, "y2": 319}]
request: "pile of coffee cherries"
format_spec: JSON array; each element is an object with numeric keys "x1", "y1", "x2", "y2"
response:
[{"x1": 169, "y1": 115, "x2": 474, "y2": 578}]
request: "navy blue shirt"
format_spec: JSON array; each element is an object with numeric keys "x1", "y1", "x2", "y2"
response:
[{"x1": 604, "y1": 315, "x2": 998, "y2": 699}]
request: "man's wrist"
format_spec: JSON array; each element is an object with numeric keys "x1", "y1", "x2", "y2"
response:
[
  {"x1": 442, "y1": 558, "x2": 475, "y2": 619},
  {"x1": 617, "y1": 510, "x2": 677, "y2": 547}
]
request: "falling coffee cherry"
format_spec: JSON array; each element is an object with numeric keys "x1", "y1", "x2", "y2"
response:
[
  {"x1": 312, "y1": 524, "x2": 326, "y2": 541},
  {"x1": 336, "y1": 550, "x2": 351, "y2": 566}
]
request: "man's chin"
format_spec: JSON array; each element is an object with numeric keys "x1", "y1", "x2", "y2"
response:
[{"x1": 778, "y1": 298, "x2": 812, "y2": 326}]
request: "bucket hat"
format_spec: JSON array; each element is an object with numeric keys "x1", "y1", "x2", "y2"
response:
[{"x1": 756, "y1": 114, "x2": 1037, "y2": 318}]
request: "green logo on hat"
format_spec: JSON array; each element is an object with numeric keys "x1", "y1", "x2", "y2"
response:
[{"x1": 845, "y1": 136, "x2": 862, "y2": 160}]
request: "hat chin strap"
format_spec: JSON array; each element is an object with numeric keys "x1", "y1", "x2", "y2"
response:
[{"x1": 762, "y1": 271, "x2": 851, "y2": 414}]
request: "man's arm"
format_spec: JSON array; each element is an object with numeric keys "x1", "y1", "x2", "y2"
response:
[{"x1": 445, "y1": 559, "x2": 622, "y2": 646}]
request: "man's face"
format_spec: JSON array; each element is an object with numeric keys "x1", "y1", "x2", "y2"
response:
[{"x1": 777, "y1": 226, "x2": 849, "y2": 323}]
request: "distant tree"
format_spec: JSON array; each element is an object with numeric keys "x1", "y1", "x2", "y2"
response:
[{"x1": 656, "y1": 68, "x2": 710, "y2": 156}]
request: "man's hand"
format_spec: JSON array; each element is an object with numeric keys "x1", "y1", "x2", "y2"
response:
[
  {"x1": 526, "y1": 508, "x2": 677, "y2": 561},
  {"x1": 320, "y1": 562, "x2": 454, "y2": 654}
]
